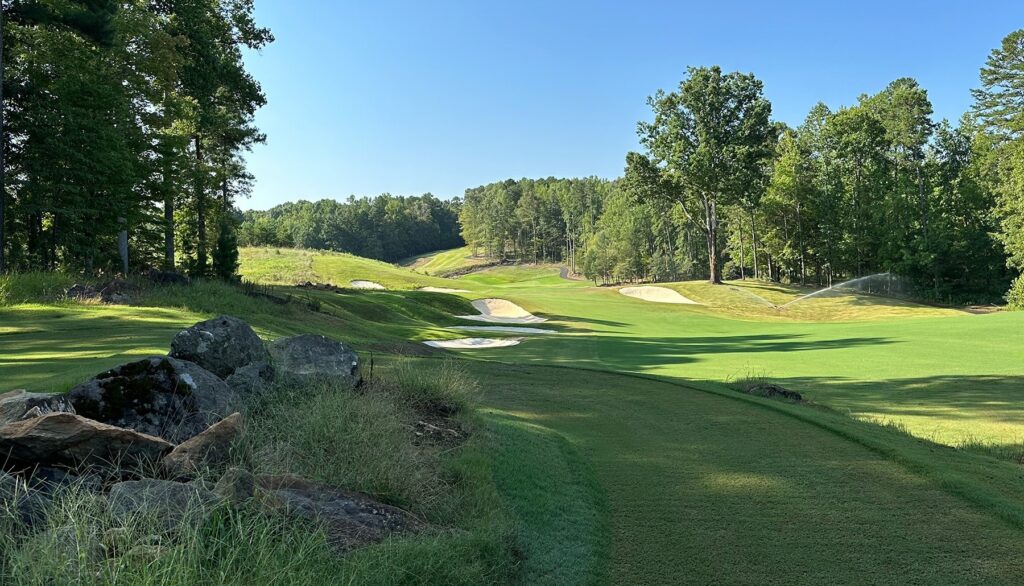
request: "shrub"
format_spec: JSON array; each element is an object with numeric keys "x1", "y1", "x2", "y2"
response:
[{"x1": 1005, "y1": 274, "x2": 1024, "y2": 310}]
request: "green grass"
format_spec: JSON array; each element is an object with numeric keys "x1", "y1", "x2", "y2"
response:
[
  {"x1": 240, "y1": 247, "x2": 460, "y2": 290},
  {"x1": 400, "y1": 246, "x2": 493, "y2": 276},
  {"x1": 4, "y1": 257, "x2": 1024, "y2": 583},
  {"x1": 468, "y1": 361, "x2": 1024, "y2": 584}
]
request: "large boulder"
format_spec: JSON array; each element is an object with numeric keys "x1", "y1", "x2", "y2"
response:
[
  {"x1": 0, "y1": 412, "x2": 171, "y2": 467},
  {"x1": 267, "y1": 335, "x2": 361, "y2": 388},
  {"x1": 67, "y1": 356, "x2": 240, "y2": 443},
  {"x1": 0, "y1": 471, "x2": 51, "y2": 527},
  {"x1": 170, "y1": 316, "x2": 271, "y2": 380},
  {"x1": 161, "y1": 412, "x2": 242, "y2": 477},
  {"x1": 256, "y1": 475, "x2": 421, "y2": 552},
  {"x1": 224, "y1": 361, "x2": 274, "y2": 396},
  {"x1": 107, "y1": 479, "x2": 220, "y2": 532},
  {"x1": 146, "y1": 269, "x2": 189, "y2": 286},
  {"x1": 0, "y1": 390, "x2": 76, "y2": 425}
]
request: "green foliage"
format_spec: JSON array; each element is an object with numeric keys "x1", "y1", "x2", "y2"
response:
[
  {"x1": 1006, "y1": 274, "x2": 1024, "y2": 309},
  {"x1": 212, "y1": 215, "x2": 240, "y2": 281},
  {"x1": 238, "y1": 194, "x2": 463, "y2": 263},
  {"x1": 0, "y1": 0, "x2": 269, "y2": 277},
  {"x1": 383, "y1": 359, "x2": 481, "y2": 416}
]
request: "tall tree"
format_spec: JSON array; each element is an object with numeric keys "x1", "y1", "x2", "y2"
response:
[
  {"x1": 625, "y1": 66, "x2": 775, "y2": 284},
  {"x1": 972, "y1": 28, "x2": 1024, "y2": 305}
]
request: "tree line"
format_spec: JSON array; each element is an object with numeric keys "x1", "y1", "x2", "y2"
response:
[
  {"x1": 459, "y1": 30, "x2": 1024, "y2": 305},
  {"x1": 0, "y1": 0, "x2": 270, "y2": 279},
  {"x1": 237, "y1": 194, "x2": 463, "y2": 264}
]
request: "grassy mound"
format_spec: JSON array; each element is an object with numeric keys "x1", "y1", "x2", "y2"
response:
[{"x1": 400, "y1": 246, "x2": 493, "y2": 276}]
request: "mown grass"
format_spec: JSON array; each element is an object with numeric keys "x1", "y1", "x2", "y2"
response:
[
  {"x1": 470, "y1": 360, "x2": 1024, "y2": 584},
  {"x1": 400, "y1": 246, "x2": 492, "y2": 276},
  {"x1": 240, "y1": 247, "x2": 458, "y2": 290}
]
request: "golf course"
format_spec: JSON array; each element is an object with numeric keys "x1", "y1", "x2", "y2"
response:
[
  {"x1": 3, "y1": 247, "x2": 1023, "y2": 583},
  {"x1": 6, "y1": 3, "x2": 1024, "y2": 583}
]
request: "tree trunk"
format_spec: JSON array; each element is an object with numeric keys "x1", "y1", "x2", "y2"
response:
[
  {"x1": 0, "y1": 11, "x2": 6, "y2": 274},
  {"x1": 749, "y1": 208, "x2": 759, "y2": 279},
  {"x1": 164, "y1": 192, "x2": 175, "y2": 270},
  {"x1": 195, "y1": 136, "x2": 207, "y2": 274},
  {"x1": 706, "y1": 199, "x2": 722, "y2": 284},
  {"x1": 738, "y1": 221, "x2": 746, "y2": 279}
]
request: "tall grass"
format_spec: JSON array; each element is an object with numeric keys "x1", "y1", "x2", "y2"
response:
[
  {"x1": 0, "y1": 361, "x2": 516, "y2": 585},
  {"x1": 0, "y1": 272, "x2": 80, "y2": 306}
]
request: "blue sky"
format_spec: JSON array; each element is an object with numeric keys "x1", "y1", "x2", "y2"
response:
[{"x1": 240, "y1": 0, "x2": 1024, "y2": 210}]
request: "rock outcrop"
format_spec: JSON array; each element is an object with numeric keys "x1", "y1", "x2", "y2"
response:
[
  {"x1": 108, "y1": 479, "x2": 220, "y2": 531},
  {"x1": 0, "y1": 390, "x2": 76, "y2": 425},
  {"x1": 162, "y1": 412, "x2": 242, "y2": 477},
  {"x1": 67, "y1": 356, "x2": 240, "y2": 443},
  {"x1": 268, "y1": 334, "x2": 361, "y2": 388},
  {"x1": 256, "y1": 475, "x2": 421, "y2": 552},
  {"x1": 170, "y1": 315, "x2": 271, "y2": 381},
  {"x1": 0, "y1": 412, "x2": 172, "y2": 466}
]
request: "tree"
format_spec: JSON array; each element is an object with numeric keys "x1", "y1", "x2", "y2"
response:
[
  {"x1": 972, "y1": 28, "x2": 1024, "y2": 305},
  {"x1": 626, "y1": 66, "x2": 776, "y2": 284}
]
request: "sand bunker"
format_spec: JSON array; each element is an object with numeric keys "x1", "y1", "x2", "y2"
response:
[
  {"x1": 457, "y1": 298, "x2": 547, "y2": 324},
  {"x1": 619, "y1": 286, "x2": 698, "y2": 305},
  {"x1": 419, "y1": 286, "x2": 470, "y2": 293},
  {"x1": 350, "y1": 280, "x2": 386, "y2": 290},
  {"x1": 423, "y1": 337, "x2": 522, "y2": 349},
  {"x1": 454, "y1": 326, "x2": 555, "y2": 334}
]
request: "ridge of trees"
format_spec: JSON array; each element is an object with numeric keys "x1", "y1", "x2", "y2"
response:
[
  {"x1": 237, "y1": 194, "x2": 463, "y2": 264},
  {"x1": 460, "y1": 42, "x2": 1024, "y2": 305},
  {"x1": 0, "y1": 0, "x2": 270, "y2": 278}
]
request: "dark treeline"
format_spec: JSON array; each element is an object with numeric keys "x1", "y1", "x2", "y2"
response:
[
  {"x1": 238, "y1": 195, "x2": 463, "y2": 263},
  {"x1": 0, "y1": 0, "x2": 271, "y2": 279},
  {"x1": 460, "y1": 31, "x2": 1024, "y2": 306}
]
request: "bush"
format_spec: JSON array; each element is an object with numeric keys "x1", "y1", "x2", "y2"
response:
[{"x1": 1005, "y1": 274, "x2": 1024, "y2": 310}]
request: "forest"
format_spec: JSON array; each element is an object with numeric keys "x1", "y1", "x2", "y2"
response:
[
  {"x1": 457, "y1": 33, "x2": 1024, "y2": 306},
  {"x1": 237, "y1": 195, "x2": 463, "y2": 263},
  {"x1": 0, "y1": 0, "x2": 270, "y2": 279}
]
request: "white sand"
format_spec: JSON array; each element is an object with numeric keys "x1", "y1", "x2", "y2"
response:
[
  {"x1": 423, "y1": 337, "x2": 522, "y2": 349},
  {"x1": 454, "y1": 326, "x2": 556, "y2": 334},
  {"x1": 457, "y1": 298, "x2": 547, "y2": 324},
  {"x1": 350, "y1": 280, "x2": 386, "y2": 290},
  {"x1": 619, "y1": 286, "x2": 699, "y2": 305},
  {"x1": 419, "y1": 286, "x2": 470, "y2": 293}
]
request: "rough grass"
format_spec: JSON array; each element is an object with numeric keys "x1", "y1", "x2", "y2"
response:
[
  {"x1": 400, "y1": 246, "x2": 492, "y2": 276},
  {"x1": 240, "y1": 247, "x2": 459, "y2": 290},
  {"x1": 0, "y1": 363, "x2": 522, "y2": 585}
]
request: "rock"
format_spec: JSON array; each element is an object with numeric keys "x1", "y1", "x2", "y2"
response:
[
  {"x1": 50, "y1": 523, "x2": 104, "y2": 565},
  {"x1": 0, "y1": 412, "x2": 172, "y2": 467},
  {"x1": 170, "y1": 315, "x2": 270, "y2": 380},
  {"x1": 214, "y1": 467, "x2": 256, "y2": 505},
  {"x1": 66, "y1": 284, "x2": 99, "y2": 300},
  {"x1": 0, "y1": 390, "x2": 76, "y2": 425},
  {"x1": 224, "y1": 361, "x2": 274, "y2": 396},
  {"x1": 147, "y1": 269, "x2": 189, "y2": 286},
  {"x1": 256, "y1": 475, "x2": 421, "y2": 552},
  {"x1": 107, "y1": 479, "x2": 220, "y2": 532},
  {"x1": 268, "y1": 335, "x2": 361, "y2": 388},
  {"x1": 0, "y1": 471, "x2": 50, "y2": 527},
  {"x1": 99, "y1": 280, "x2": 138, "y2": 304},
  {"x1": 162, "y1": 412, "x2": 242, "y2": 477},
  {"x1": 744, "y1": 382, "x2": 803, "y2": 401},
  {"x1": 67, "y1": 356, "x2": 240, "y2": 444}
]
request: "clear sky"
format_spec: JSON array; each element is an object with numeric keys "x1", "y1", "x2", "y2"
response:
[{"x1": 240, "y1": 0, "x2": 1024, "y2": 210}]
